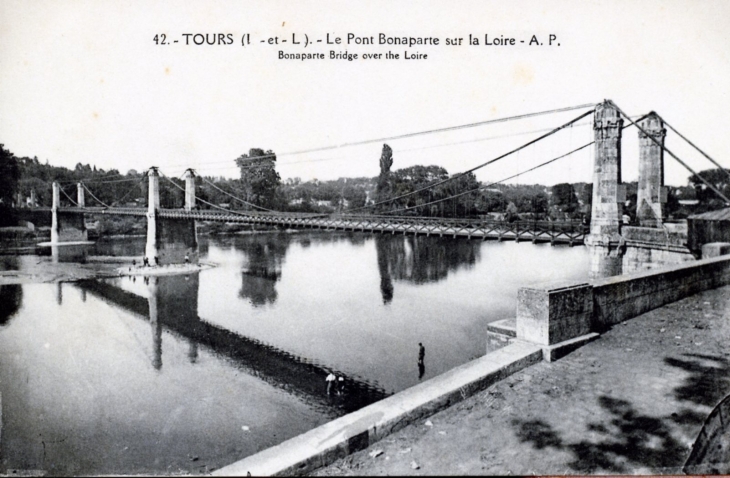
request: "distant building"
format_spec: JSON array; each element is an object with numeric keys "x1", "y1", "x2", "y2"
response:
[{"x1": 687, "y1": 207, "x2": 730, "y2": 252}]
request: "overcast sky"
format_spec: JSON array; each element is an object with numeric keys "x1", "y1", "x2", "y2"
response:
[{"x1": 1, "y1": 0, "x2": 729, "y2": 187}]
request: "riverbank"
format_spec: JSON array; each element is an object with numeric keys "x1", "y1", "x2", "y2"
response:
[
  {"x1": 0, "y1": 259, "x2": 122, "y2": 285},
  {"x1": 0, "y1": 256, "x2": 213, "y2": 285},
  {"x1": 118, "y1": 262, "x2": 215, "y2": 276},
  {"x1": 312, "y1": 285, "x2": 730, "y2": 475}
]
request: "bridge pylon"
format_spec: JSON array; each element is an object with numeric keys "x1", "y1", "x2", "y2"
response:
[
  {"x1": 585, "y1": 101, "x2": 625, "y2": 278},
  {"x1": 636, "y1": 112, "x2": 666, "y2": 227},
  {"x1": 184, "y1": 169, "x2": 196, "y2": 211},
  {"x1": 145, "y1": 167, "x2": 160, "y2": 262},
  {"x1": 144, "y1": 166, "x2": 199, "y2": 266},
  {"x1": 77, "y1": 183, "x2": 85, "y2": 208},
  {"x1": 51, "y1": 181, "x2": 87, "y2": 244}
]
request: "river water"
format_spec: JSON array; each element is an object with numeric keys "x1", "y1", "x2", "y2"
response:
[{"x1": 0, "y1": 232, "x2": 589, "y2": 474}]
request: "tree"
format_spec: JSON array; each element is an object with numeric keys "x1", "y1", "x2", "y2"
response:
[
  {"x1": 579, "y1": 183, "x2": 593, "y2": 222},
  {"x1": 235, "y1": 148, "x2": 281, "y2": 209},
  {"x1": 376, "y1": 144, "x2": 394, "y2": 208},
  {"x1": 0, "y1": 145, "x2": 20, "y2": 205},
  {"x1": 551, "y1": 183, "x2": 577, "y2": 209},
  {"x1": 506, "y1": 201, "x2": 519, "y2": 221},
  {"x1": 476, "y1": 190, "x2": 506, "y2": 214},
  {"x1": 689, "y1": 167, "x2": 730, "y2": 213},
  {"x1": 390, "y1": 165, "x2": 449, "y2": 215},
  {"x1": 0, "y1": 285, "x2": 22, "y2": 326},
  {"x1": 442, "y1": 172, "x2": 480, "y2": 217}
]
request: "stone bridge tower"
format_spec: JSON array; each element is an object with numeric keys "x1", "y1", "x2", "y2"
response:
[
  {"x1": 145, "y1": 167, "x2": 199, "y2": 265},
  {"x1": 585, "y1": 101, "x2": 625, "y2": 277},
  {"x1": 636, "y1": 113, "x2": 666, "y2": 227}
]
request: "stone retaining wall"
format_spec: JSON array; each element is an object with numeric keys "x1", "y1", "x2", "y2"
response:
[{"x1": 516, "y1": 254, "x2": 730, "y2": 345}]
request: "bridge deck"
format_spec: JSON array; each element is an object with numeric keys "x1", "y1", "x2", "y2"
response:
[{"x1": 49, "y1": 207, "x2": 590, "y2": 244}]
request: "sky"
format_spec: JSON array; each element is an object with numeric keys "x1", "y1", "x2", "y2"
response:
[{"x1": 1, "y1": 0, "x2": 729, "y2": 187}]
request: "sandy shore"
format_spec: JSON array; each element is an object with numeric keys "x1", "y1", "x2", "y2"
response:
[
  {"x1": 116, "y1": 262, "x2": 215, "y2": 276},
  {"x1": 0, "y1": 257, "x2": 213, "y2": 285}
]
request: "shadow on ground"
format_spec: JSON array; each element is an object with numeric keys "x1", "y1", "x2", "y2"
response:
[
  {"x1": 511, "y1": 352, "x2": 730, "y2": 473},
  {"x1": 512, "y1": 395, "x2": 686, "y2": 473},
  {"x1": 664, "y1": 353, "x2": 730, "y2": 407}
]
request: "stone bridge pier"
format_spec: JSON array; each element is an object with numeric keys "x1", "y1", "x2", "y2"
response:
[
  {"x1": 585, "y1": 101, "x2": 625, "y2": 278},
  {"x1": 636, "y1": 112, "x2": 667, "y2": 227},
  {"x1": 622, "y1": 113, "x2": 693, "y2": 272},
  {"x1": 145, "y1": 167, "x2": 199, "y2": 265},
  {"x1": 585, "y1": 103, "x2": 693, "y2": 278},
  {"x1": 49, "y1": 181, "x2": 90, "y2": 262},
  {"x1": 51, "y1": 182, "x2": 88, "y2": 244}
]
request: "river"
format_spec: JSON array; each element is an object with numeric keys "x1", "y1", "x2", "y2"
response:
[{"x1": 0, "y1": 232, "x2": 589, "y2": 474}]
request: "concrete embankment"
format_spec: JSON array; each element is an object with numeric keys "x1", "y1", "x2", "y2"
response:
[
  {"x1": 213, "y1": 341, "x2": 543, "y2": 476},
  {"x1": 217, "y1": 253, "x2": 730, "y2": 476},
  {"x1": 313, "y1": 285, "x2": 730, "y2": 475},
  {"x1": 515, "y1": 253, "x2": 730, "y2": 360}
]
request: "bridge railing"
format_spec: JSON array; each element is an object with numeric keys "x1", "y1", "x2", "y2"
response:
[{"x1": 52, "y1": 205, "x2": 590, "y2": 236}]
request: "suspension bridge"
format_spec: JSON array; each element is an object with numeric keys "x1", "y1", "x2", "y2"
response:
[{"x1": 25, "y1": 100, "x2": 729, "y2": 271}]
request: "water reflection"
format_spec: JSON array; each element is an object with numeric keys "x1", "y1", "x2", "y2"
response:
[
  {"x1": 238, "y1": 235, "x2": 291, "y2": 307},
  {"x1": 78, "y1": 274, "x2": 388, "y2": 414},
  {"x1": 0, "y1": 233, "x2": 593, "y2": 474},
  {"x1": 0, "y1": 282, "x2": 339, "y2": 475},
  {"x1": 376, "y1": 237, "x2": 394, "y2": 304},
  {"x1": 90, "y1": 232, "x2": 484, "y2": 307},
  {"x1": 375, "y1": 235, "x2": 481, "y2": 303},
  {"x1": 0, "y1": 255, "x2": 20, "y2": 272},
  {"x1": 235, "y1": 232, "x2": 476, "y2": 307},
  {"x1": 52, "y1": 232, "x2": 589, "y2": 400},
  {"x1": 0, "y1": 284, "x2": 22, "y2": 326}
]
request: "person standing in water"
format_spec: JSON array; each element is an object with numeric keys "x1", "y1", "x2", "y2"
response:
[
  {"x1": 325, "y1": 373, "x2": 336, "y2": 395},
  {"x1": 418, "y1": 343, "x2": 426, "y2": 380}
]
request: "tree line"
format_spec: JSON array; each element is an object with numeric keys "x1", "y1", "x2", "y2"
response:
[{"x1": 1, "y1": 143, "x2": 727, "y2": 227}]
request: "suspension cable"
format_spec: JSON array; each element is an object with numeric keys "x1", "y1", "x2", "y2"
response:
[
  {"x1": 197, "y1": 173, "x2": 277, "y2": 212},
  {"x1": 231, "y1": 103, "x2": 596, "y2": 165},
  {"x1": 58, "y1": 184, "x2": 80, "y2": 207},
  {"x1": 111, "y1": 172, "x2": 148, "y2": 207},
  {"x1": 609, "y1": 101, "x2": 730, "y2": 204},
  {"x1": 658, "y1": 115, "x2": 730, "y2": 182},
  {"x1": 376, "y1": 113, "x2": 651, "y2": 215},
  {"x1": 348, "y1": 108, "x2": 596, "y2": 213},
  {"x1": 381, "y1": 141, "x2": 595, "y2": 215},
  {"x1": 160, "y1": 172, "x2": 279, "y2": 218},
  {"x1": 160, "y1": 119, "x2": 599, "y2": 173},
  {"x1": 82, "y1": 182, "x2": 112, "y2": 208},
  {"x1": 57, "y1": 174, "x2": 133, "y2": 185}
]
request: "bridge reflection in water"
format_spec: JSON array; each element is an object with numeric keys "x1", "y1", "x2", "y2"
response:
[
  {"x1": 75, "y1": 273, "x2": 388, "y2": 414},
  {"x1": 55, "y1": 231, "x2": 599, "y2": 395},
  {"x1": 375, "y1": 235, "x2": 480, "y2": 304},
  {"x1": 225, "y1": 232, "x2": 484, "y2": 307}
]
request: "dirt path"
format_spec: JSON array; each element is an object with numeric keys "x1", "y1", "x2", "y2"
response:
[{"x1": 313, "y1": 286, "x2": 730, "y2": 475}]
